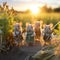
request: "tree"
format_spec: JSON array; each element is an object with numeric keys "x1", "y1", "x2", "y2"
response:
[
  {"x1": 41, "y1": 5, "x2": 48, "y2": 12},
  {"x1": 47, "y1": 7, "x2": 52, "y2": 12},
  {"x1": 0, "y1": 5, "x2": 2, "y2": 11},
  {"x1": 25, "y1": 9, "x2": 31, "y2": 13},
  {"x1": 54, "y1": 7, "x2": 60, "y2": 12}
]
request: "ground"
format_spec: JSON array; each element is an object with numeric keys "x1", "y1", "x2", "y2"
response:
[{"x1": 0, "y1": 43, "x2": 42, "y2": 60}]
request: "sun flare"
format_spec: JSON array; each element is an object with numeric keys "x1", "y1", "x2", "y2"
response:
[{"x1": 29, "y1": 6, "x2": 39, "y2": 14}]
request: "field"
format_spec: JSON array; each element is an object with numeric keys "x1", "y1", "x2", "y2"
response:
[
  {"x1": 0, "y1": 10, "x2": 60, "y2": 60},
  {"x1": 0, "y1": 12, "x2": 60, "y2": 40},
  {"x1": 17, "y1": 12, "x2": 60, "y2": 25}
]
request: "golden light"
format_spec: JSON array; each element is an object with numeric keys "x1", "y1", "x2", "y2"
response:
[{"x1": 29, "y1": 5, "x2": 39, "y2": 14}]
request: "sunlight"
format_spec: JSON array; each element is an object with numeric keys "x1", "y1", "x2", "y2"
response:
[{"x1": 29, "y1": 5, "x2": 39, "y2": 14}]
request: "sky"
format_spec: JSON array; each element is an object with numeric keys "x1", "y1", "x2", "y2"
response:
[{"x1": 0, "y1": 0, "x2": 60, "y2": 11}]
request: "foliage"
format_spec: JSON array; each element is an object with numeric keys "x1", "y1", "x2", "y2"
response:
[
  {"x1": 54, "y1": 23, "x2": 60, "y2": 36},
  {"x1": 0, "y1": 12, "x2": 14, "y2": 42}
]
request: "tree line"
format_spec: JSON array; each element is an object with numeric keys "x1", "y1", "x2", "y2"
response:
[{"x1": 40, "y1": 5, "x2": 60, "y2": 13}]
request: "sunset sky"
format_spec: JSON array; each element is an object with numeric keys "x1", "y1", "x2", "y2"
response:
[{"x1": 0, "y1": 0, "x2": 60, "y2": 11}]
